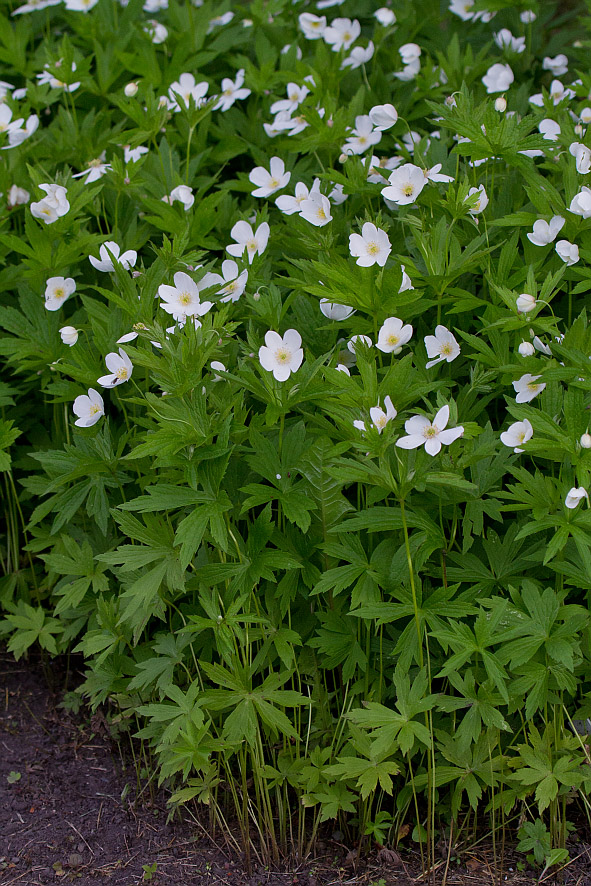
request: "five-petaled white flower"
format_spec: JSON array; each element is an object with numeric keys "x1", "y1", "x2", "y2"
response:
[
  {"x1": 158, "y1": 271, "x2": 214, "y2": 320},
  {"x1": 259, "y1": 329, "x2": 303, "y2": 381},
  {"x1": 73, "y1": 388, "x2": 104, "y2": 427},
  {"x1": 482, "y1": 63, "x2": 514, "y2": 94},
  {"x1": 213, "y1": 69, "x2": 250, "y2": 111},
  {"x1": 45, "y1": 276, "x2": 76, "y2": 311},
  {"x1": 249, "y1": 157, "x2": 291, "y2": 198},
  {"x1": 513, "y1": 373, "x2": 545, "y2": 403},
  {"x1": 167, "y1": 73, "x2": 208, "y2": 111},
  {"x1": 72, "y1": 153, "x2": 111, "y2": 183},
  {"x1": 97, "y1": 349, "x2": 134, "y2": 388},
  {"x1": 500, "y1": 419, "x2": 533, "y2": 453},
  {"x1": 227, "y1": 221, "x2": 270, "y2": 263},
  {"x1": 349, "y1": 223, "x2": 391, "y2": 267},
  {"x1": 89, "y1": 241, "x2": 137, "y2": 273},
  {"x1": 324, "y1": 17, "x2": 360, "y2": 52},
  {"x1": 298, "y1": 13, "x2": 327, "y2": 39},
  {"x1": 200, "y1": 260, "x2": 248, "y2": 303},
  {"x1": 527, "y1": 216, "x2": 565, "y2": 246},
  {"x1": 341, "y1": 42, "x2": 374, "y2": 70},
  {"x1": 555, "y1": 239, "x2": 579, "y2": 265},
  {"x1": 377, "y1": 317, "x2": 413, "y2": 354},
  {"x1": 396, "y1": 404, "x2": 464, "y2": 456},
  {"x1": 370, "y1": 396, "x2": 397, "y2": 433},
  {"x1": 299, "y1": 192, "x2": 333, "y2": 227},
  {"x1": 382, "y1": 164, "x2": 426, "y2": 205},
  {"x1": 342, "y1": 115, "x2": 381, "y2": 155},
  {"x1": 424, "y1": 326, "x2": 460, "y2": 368},
  {"x1": 465, "y1": 185, "x2": 488, "y2": 215},
  {"x1": 31, "y1": 184, "x2": 70, "y2": 224},
  {"x1": 565, "y1": 487, "x2": 589, "y2": 509}
]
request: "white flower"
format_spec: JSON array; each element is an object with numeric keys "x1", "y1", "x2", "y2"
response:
[
  {"x1": 539, "y1": 118, "x2": 561, "y2": 141},
  {"x1": 72, "y1": 153, "x2": 111, "y2": 183},
  {"x1": 381, "y1": 163, "x2": 426, "y2": 205},
  {"x1": 45, "y1": 276, "x2": 76, "y2": 312},
  {"x1": 342, "y1": 115, "x2": 381, "y2": 155},
  {"x1": 399, "y1": 42, "x2": 421, "y2": 64},
  {"x1": 299, "y1": 13, "x2": 326, "y2": 39},
  {"x1": 449, "y1": 0, "x2": 476, "y2": 20},
  {"x1": 370, "y1": 396, "x2": 397, "y2": 433},
  {"x1": 207, "y1": 11, "x2": 233, "y2": 31},
  {"x1": 213, "y1": 68, "x2": 250, "y2": 112},
  {"x1": 400, "y1": 265, "x2": 414, "y2": 292},
  {"x1": 500, "y1": 419, "x2": 533, "y2": 453},
  {"x1": 168, "y1": 73, "x2": 208, "y2": 112},
  {"x1": 163, "y1": 185, "x2": 194, "y2": 211},
  {"x1": 565, "y1": 487, "x2": 588, "y2": 509},
  {"x1": 258, "y1": 329, "x2": 303, "y2": 381},
  {"x1": 329, "y1": 183, "x2": 348, "y2": 204},
  {"x1": 144, "y1": 20, "x2": 168, "y2": 42},
  {"x1": 425, "y1": 163, "x2": 454, "y2": 183},
  {"x1": 276, "y1": 180, "x2": 320, "y2": 215},
  {"x1": 59, "y1": 326, "x2": 79, "y2": 346},
  {"x1": 117, "y1": 331, "x2": 139, "y2": 344},
  {"x1": 546, "y1": 80, "x2": 575, "y2": 105},
  {"x1": 210, "y1": 360, "x2": 226, "y2": 381},
  {"x1": 482, "y1": 63, "x2": 514, "y2": 94},
  {"x1": 347, "y1": 334, "x2": 372, "y2": 354},
  {"x1": 89, "y1": 241, "x2": 137, "y2": 273},
  {"x1": 7, "y1": 185, "x2": 29, "y2": 206},
  {"x1": 64, "y1": 0, "x2": 99, "y2": 11},
  {"x1": 543, "y1": 54, "x2": 568, "y2": 76},
  {"x1": 0, "y1": 105, "x2": 24, "y2": 140},
  {"x1": 465, "y1": 185, "x2": 488, "y2": 215},
  {"x1": 270, "y1": 83, "x2": 309, "y2": 116},
  {"x1": 569, "y1": 187, "x2": 591, "y2": 218},
  {"x1": 495, "y1": 96, "x2": 507, "y2": 112},
  {"x1": 368, "y1": 104, "x2": 398, "y2": 131},
  {"x1": 249, "y1": 157, "x2": 291, "y2": 198},
  {"x1": 299, "y1": 192, "x2": 333, "y2": 227},
  {"x1": 12, "y1": 0, "x2": 60, "y2": 13},
  {"x1": 374, "y1": 7, "x2": 396, "y2": 26},
  {"x1": 336, "y1": 363, "x2": 351, "y2": 374},
  {"x1": 580, "y1": 108, "x2": 591, "y2": 124},
  {"x1": 570, "y1": 142, "x2": 591, "y2": 175},
  {"x1": 4, "y1": 113, "x2": 38, "y2": 148},
  {"x1": 424, "y1": 326, "x2": 460, "y2": 368},
  {"x1": 36, "y1": 61, "x2": 80, "y2": 93},
  {"x1": 580, "y1": 433, "x2": 591, "y2": 449},
  {"x1": 158, "y1": 271, "x2": 214, "y2": 319},
  {"x1": 227, "y1": 221, "x2": 270, "y2": 263},
  {"x1": 396, "y1": 404, "x2": 464, "y2": 456},
  {"x1": 124, "y1": 82, "x2": 138, "y2": 97},
  {"x1": 393, "y1": 59, "x2": 421, "y2": 82},
  {"x1": 520, "y1": 10, "x2": 536, "y2": 22},
  {"x1": 73, "y1": 389, "x2": 104, "y2": 427},
  {"x1": 513, "y1": 373, "x2": 545, "y2": 403},
  {"x1": 319, "y1": 300, "x2": 355, "y2": 320},
  {"x1": 494, "y1": 29, "x2": 525, "y2": 53},
  {"x1": 341, "y1": 42, "x2": 374, "y2": 70},
  {"x1": 30, "y1": 184, "x2": 70, "y2": 224},
  {"x1": 518, "y1": 341, "x2": 535, "y2": 356},
  {"x1": 97, "y1": 349, "x2": 134, "y2": 388},
  {"x1": 555, "y1": 239, "x2": 579, "y2": 265},
  {"x1": 527, "y1": 216, "x2": 565, "y2": 246},
  {"x1": 516, "y1": 293, "x2": 537, "y2": 313},
  {"x1": 377, "y1": 317, "x2": 413, "y2": 354},
  {"x1": 200, "y1": 259, "x2": 248, "y2": 303},
  {"x1": 323, "y1": 17, "x2": 360, "y2": 52},
  {"x1": 123, "y1": 144, "x2": 149, "y2": 164},
  {"x1": 349, "y1": 223, "x2": 391, "y2": 267}
]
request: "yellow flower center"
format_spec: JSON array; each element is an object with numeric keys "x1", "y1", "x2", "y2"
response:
[
  {"x1": 424, "y1": 426, "x2": 437, "y2": 437},
  {"x1": 179, "y1": 292, "x2": 192, "y2": 305},
  {"x1": 89, "y1": 404, "x2": 101, "y2": 416},
  {"x1": 402, "y1": 184, "x2": 414, "y2": 196},
  {"x1": 247, "y1": 238, "x2": 257, "y2": 252},
  {"x1": 367, "y1": 241, "x2": 379, "y2": 254},
  {"x1": 275, "y1": 348, "x2": 291, "y2": 364},
  {"x1": 527, "y1": 382, "x2": 540, "y2": 392},
  {"x1": 269, "y1": 177, "x2": 280, "y2": 189},
  {"x1": 54, "y1": 287, "x2": 65, "y2": 298},
  {"x1": 317, "y1": 208, "x2": 326, "y2": 220},
  {"x1": 441, "y1": 343, "x2": 452, "y2": 355},
  {"x1": 88, "y1": 158, "x2": 102, "y2": 168},
  {"x1": 387, "y1": 334, "x2": 399, "y2": 346},
  {"x1": 375, "y1": 415, "x2": 387, "y2": 428},
  {"x1": 116, "y1": 367, "x2": 128, "y2": 380}
]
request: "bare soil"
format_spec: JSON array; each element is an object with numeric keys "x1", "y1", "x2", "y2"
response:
[{"x1": 1, "y1": 651, "x2": 591, "y2": 886}]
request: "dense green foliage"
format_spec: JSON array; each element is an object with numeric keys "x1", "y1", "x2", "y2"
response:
[{"x1": 1, "y1": 0, "x2": 591, "y2": 869}]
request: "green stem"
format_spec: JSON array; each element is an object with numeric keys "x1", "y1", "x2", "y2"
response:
[{"x1": 400, "y1": 497, "x2": 423, "y2": 667}]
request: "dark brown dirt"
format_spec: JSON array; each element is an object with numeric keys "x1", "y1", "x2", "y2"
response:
[{"x1": 2, "y1": 650, "x2": 591, "y2": 886}]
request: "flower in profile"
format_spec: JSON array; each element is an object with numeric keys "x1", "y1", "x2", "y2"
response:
[
  {"x1": 570, "y1": 142, "x2": 591, "y2": 175},
  {"x1": 494, "y1": 29, "x2": 525, "y2": 53},
  {"x1": 73, "y1": 389, "x2": 104, "y2": 427},
  {"x1": 349, "y1": 223, "x2": 391, "y2": 267},
  {"x1": 513, "y1": 373, "x2": 545, "y2": 403},
  {"x1": 465, "y1": 185, "x2": 488, "y2": 215},
  {"x1": 396, "y1": 405, "x2": 464, "y2": 456},
  {"x1": 276, "y1": 180, "x2": 320, "y2": 215},
  {"x1": 213, "y1": 68, "x2": 250, "y2": 111},
  {"x1": 200, "y1": 260, "x2": 248, "y2": 303},
  {"x1": 60, "y1": 326, "x2": 79, "y2": 346},
  {"x1": 482, "y1": 63, "x2": 514, "y2": 94},
  {"x1": 569, "y1": 187, "x2": 591, "y2": 218},
  {"x1": 341, "y1": 42, "x2": 374, "y2": 70},
  {"x1": 72, "y1": 153, "x2": 112, "y2": 183},
  {"x1": 500, "y1": 419, "x2": 533, "y2": 453},
  {"x1": 374, "y1": 7, "x2": 396, "y2": 25},
  {"x1": 538, "y1": 119, "x2": 560, "y2": 141},
  {"x1": 37, "y1": 60, "x2": 80, "y2": 91},
  {"x1": 400, "y1": 265, "x2": 414, "y2": 292},
  {"x1": 543, "y1": 54, "x2": 568, "y2": 76},
  {"x1": 382, "y1": 164, "x2": 426, "y2": 206},
  {"x1": 425, "y1": 164, "x2": 454, "y2": 183},
  {"x1": 516, "y1": 293, "x2": 537, "y2": 313},
  {"x1": 7, "y1": 185, "x2": 29, "y2": 206},
  {"x1": 226, "y1": 220, "x2": 270, "y2": 263},
  {"x1": 424, "y1": 326, "x2": 460, "y2": 368},
  {"x1": 527, "y1": 216, "x2": 565, "y2": 246},
  {"x1": 97, "y1": 349, "x2": 133, "y2": 388},
  {"x1": 370, "y1": 395, "x2": 397, "y2": 433},
  {"x1": 162, "y1": 185, "x2": 194, "y2": 210},
  {"x1": 368, "y1": 104, "x2": 398, "y2": 131},
  {"x1": 555, "y1": 239, "x2": 579, "y2": 266},
  {"x1": 31, "y1": 184, "x2": 70, "y2": 224},
  {"x1": 319, "y1": 300, "x2": 355, "y2": 320},
  {"x1": 565, "y1": 487, "x2": 588, "y2": 509},
  {"x1": 259, "y1": 329, "x2": 303, "y2": 381},
  {"x1": 158, "y1": 272, "x2": 214, "y2": 320},
  {"x1": 89, "y1": 241, "x2": 137, "y2": 272},
  {"x1": 377, "y1": 317, "x2": 413, "y2": 354},
  {"x1": 299, "y1": 192, "x2": 333, "y2": 226},
  {"x1": 249, "y1": 157, "x2": 291, "y2": 198},
  {"x1": 347, "y1": 334, "x2": 372, "y2": 354},
  {"x1": 144, "y1": 20, "x2": 168, "y2": 42},
  {"x1": 45, "y1": 276, "x2": 76, "y2": 311},
  {"x1": 123, "y1": 144, "x2": 149, "y2": 164}
]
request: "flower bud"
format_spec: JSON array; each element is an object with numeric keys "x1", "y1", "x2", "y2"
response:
[
  {"x1": 518, "y1": 341, "x2": 535, "y2": 356},
  {"x1": 581, "y1": 433, "x2": 591, "y2": 449},
  {"x1": 59, "y1": 326, "x2": 78, "y2": 346},
  {"x1": 124, "y1": 82, "x2": 138, "y2": 97},
  {"x1": 516, "y1": 293, "x2": 537, "y2": 313},
  {"x1": 574, "y1": 123, "x2": 584, "y2": 137},
  {"x1": 495, "y1": 96, "x2": 507, "y2": 112}
]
